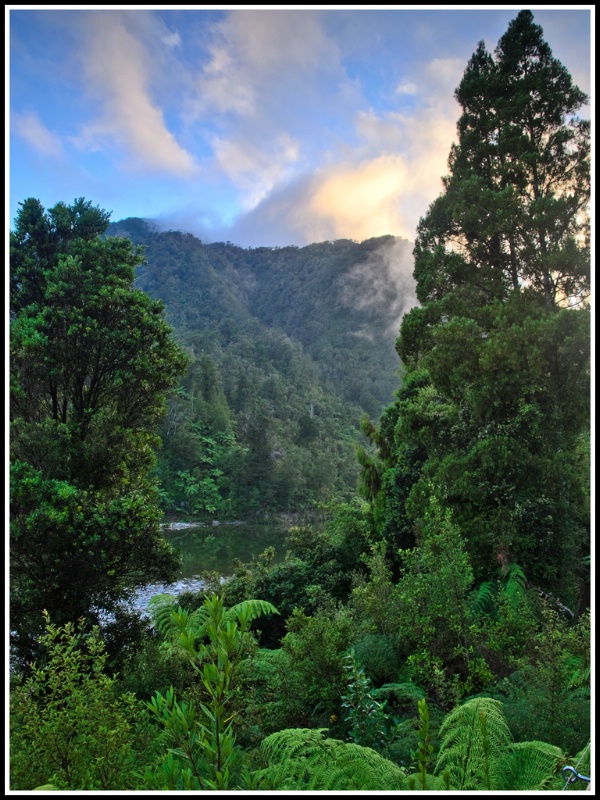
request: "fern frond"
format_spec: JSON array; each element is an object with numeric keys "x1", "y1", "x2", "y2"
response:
[
  {"x1": 147, "y1": 593, "x2": 179, "y2": 637},
  {"x1": 406, "y1": 771, "x2": 452, "y2": 791},
  {"x1": 493, "y1": 740, "x2": 566, "y2": 790},
  {"x1": 469, "y1": 581, "x2": 497, "y2": 618},
  {"x1": 566, "y1": 660, "x2": 590, "y2": 700},
  {"x1": 228, "y1": 599, "x2": 279, "y2": 629},
  {"x1": 256, "y1": 728, "x2": 407, "y2": 790},
  {"x1": 435, "y1": 697, "x2": 512, "y2": 790},
  {"x1": 354, "y1": 635, "x2": 400, "y2": 683},
  {"x1": 372, "y1": 682, "x2": 425, "y2": 706},
  {"x1": 503, "y1": 563, "x2": 527, "y2": 611}
]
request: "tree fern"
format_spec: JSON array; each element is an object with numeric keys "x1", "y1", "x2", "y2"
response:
[
  {"x1": 566, "y1": 659, "x2": 591, "y2": 700},
  {"x1": 255, "y1": 728, "x2": 408, "y2": 790},
  {"x1": 372, "y1": 682, "x2": 425, "y2": 708},
  {"x1": 228, "y1": 598, "x2": 280, "y2": 630},
  {"x1": 354, "y1": 634, "x2": 400, "y2": 683},
  {"x1": 147, "y1": 593, "x2": 181, "y2": 638},
  {"x1": 435, "y1": 697, "x2": 512, "y2": 790},
  {"x1": 493, "y1": 740, "x2": 567, "y2": 790}
]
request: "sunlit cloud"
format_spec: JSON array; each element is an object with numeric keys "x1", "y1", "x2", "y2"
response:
[
  {"x1": 216, "y1": 53, "x2": 463, "y2": 245},
  {"x1": 10, "y1": 8, "x2": 590, "y2": 246},
  {"x1": 69, "y1": 12, "x2": 197, "y2": 176},
  {"x1": 12, "y1": 110, "x2": 65, "y2": 158},
  {"x1": 307, "y1": 156, "x2": 412, "y2": 241}
]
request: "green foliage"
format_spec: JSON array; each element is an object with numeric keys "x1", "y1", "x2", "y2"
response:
[
  {"x1": 144, "y1": 594, "x2": 278, "y2": 790},
  {"x1": 362, "y1": 9, "x2": 590, "y2": 622},
  {"x1": 108, "y1": 221, "x2": 411, "y2": 518},
  {"x1": 217, "y1": 501, "x2": 373, "y2": 650},
  {"x1": 409, "y1": 698, "x2": 435, "y2": 789},
  {"x1": 341, "y1": 651, "x2": 388, "y2": 751},
  {"x1": 254, "y1": 728, "x2": 408, "y2": 790},
  {"x1": 350, "y1": 541, "x2": 402, "y2": 640},
  {"x1": 491, "y1": 605, "x2": 591, "y2": 752},
  {"x1": 353, "y1": 634, "x2": 402, "y2": 685},
  {"x1": 265, "y1": 601, "x2": 355, "y2": 731},
  {"x1": 493, "y1": 741, "x2": 567, "y2": 791},
  {"x1": 10, "y1": 197, "x2": 186, "y2": 662},
  {"x1": 434, "y1": 696, "x2": 571, "y2": 791},
  {"x1": 395, "y1": 496, "x2": 494, "y2": 705},
  {"x1": 8, "y1": 16, "x2": 592, "y2": 792},
  {"x1": 10, "y1": 612, "x2": 158, "y2": 790},
  {"x1": 435, "y1": 697, "x2": 512, "y2": 790}
]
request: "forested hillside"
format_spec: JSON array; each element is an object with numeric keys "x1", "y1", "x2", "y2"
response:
[{"x1": 105, "y1": 221, "x2": 415, "y2": 518}]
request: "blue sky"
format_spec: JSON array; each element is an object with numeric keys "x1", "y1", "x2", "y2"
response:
[{"x1": 7, "y1": 6, "x2": 593, "y2": 247}]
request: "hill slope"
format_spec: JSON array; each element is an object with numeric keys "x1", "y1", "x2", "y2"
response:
[{"x1": 107, "y1": 219, "x2": 417, "y2": 517}]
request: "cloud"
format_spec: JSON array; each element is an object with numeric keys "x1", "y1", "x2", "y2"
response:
[
  {"x1": 207, "y1": 54, "x2": 463, "y2": 247},
  {"x1": 307, "y1": 156, "x2": 413, "y2": 242},
  {"x1": 69, "y1": 12, "x2": 197, "y2": 177},
  {"x1": 193, "y1": 10, "x2": 341, "y2": 119},
  {"x1": 185, "y1": 9, "x2": 356, "y2": 209},
  {"x1": 212, "y1": 132, "x2": 300, "y2": 209},
  {"x1": 341, "y1": 236, "x2": 419, "y2": 334},
  {"x1": 395, "y1": 79, "x2": 418, "y2": 95},
  {"x1": 12, "y1": 110, "x2": 65, "y2": 157},
  {"x1": 162, "y1": 30, "x2": 181, "y2": 49}
]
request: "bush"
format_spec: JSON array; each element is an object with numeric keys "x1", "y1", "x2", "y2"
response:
[{"x1": 10, "y1": 612, "x2": 160, "y2": 790}]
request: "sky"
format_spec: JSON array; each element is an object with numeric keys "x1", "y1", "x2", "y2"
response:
[{"x1": 7, "y1": 5, "x2": 593, "y2": 248}]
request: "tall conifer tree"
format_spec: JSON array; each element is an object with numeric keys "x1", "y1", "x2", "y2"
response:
[{"x1": 362, "y1": 11, "x2": 590, "y2": 610}]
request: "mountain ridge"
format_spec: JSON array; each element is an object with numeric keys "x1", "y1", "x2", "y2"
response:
[{"x1": 105, "y1": 218, "x2": 418, "y2": 516}]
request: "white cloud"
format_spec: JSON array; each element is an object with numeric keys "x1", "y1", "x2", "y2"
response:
[
  {"x1": 12, "y1": 110, "x2": 65, "y2": 157},
  {"x1": 186, "y1": 9, "x2": 353, "y2": 205},
  {"x1": 162, "y1": 30, "x2": 181, "y2": 49},
  {"x1": 395, "y1": 80, "x2": 418, "y2": 95},
  {"x1": 213, "y1": 132, "x2": 300, "y2": 208},
  {"x1": 70, "y1": 12, "x2": 197, "y2": 177}
]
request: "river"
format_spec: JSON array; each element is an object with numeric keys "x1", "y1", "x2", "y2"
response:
[{"x1": 131, "y1": 522, "x2": 287, "y2": 616}]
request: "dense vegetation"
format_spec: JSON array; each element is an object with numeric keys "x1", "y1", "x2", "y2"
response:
[
  {"x1": 9, "y1": 197, "x2": 188, "y2": 666},
  {"x1": 105, "y1": 221, "x2": 411, "y2": 519},
  {"x1": 9, "y1": 11, "x2": 590, "y2": 792}
]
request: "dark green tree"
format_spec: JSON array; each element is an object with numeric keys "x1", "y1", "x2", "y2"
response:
[
  {"x1": 10, "y1": 197, "x2": 188, "y2": 662},
  {"x1": 408, "y1": 10, "x2": 590, "y2": 321},
  {"x1": 362, "y1": 11, "x2": 590, "y2": 611}
]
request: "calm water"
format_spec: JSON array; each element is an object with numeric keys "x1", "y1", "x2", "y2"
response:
[
  {"x1": 132, "y1": 522, "x2": 287, "y2": 615},
  {"x1": 163, "y1": 522, "x2": 288, "y2": 579}
]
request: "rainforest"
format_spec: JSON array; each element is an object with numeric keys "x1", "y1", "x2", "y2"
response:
[{"x1": 9, "y1": 11, "x2": 591, "y2": 792}]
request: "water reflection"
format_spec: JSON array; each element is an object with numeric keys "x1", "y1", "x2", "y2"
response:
[
  {"x1": 163, "y1": 523, "x2": 287, "y2": 579},
  {"x1": 132, "y1": 523, "x2": 287, "y2": 616}
]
